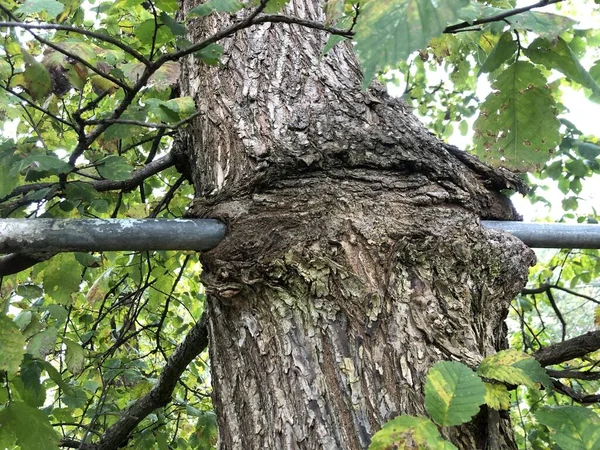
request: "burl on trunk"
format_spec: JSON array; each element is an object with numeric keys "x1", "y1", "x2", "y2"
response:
[{"x1": 177, "y1": 1, "x2": 535, "y2": 448}]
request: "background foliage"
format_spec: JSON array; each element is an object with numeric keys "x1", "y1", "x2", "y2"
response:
[{"x1": 0, "y1": 0, "x2": 599, "y2": 448}]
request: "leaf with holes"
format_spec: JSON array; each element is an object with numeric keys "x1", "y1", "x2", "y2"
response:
[{"x1": 473, "y1": 61, "x2": 560, "y2": 170}]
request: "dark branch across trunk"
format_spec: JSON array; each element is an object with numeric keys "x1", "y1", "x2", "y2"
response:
[{"x1": 179, "y1": 1, "x2": 535, "y2": 448}]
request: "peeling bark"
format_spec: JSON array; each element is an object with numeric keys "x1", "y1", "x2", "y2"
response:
[{"x1": 179, "y1": 1, "x2": 535, "y2": 448}]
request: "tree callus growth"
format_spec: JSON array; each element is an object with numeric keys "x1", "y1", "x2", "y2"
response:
[{"x1": 180, "y1": 1, "x2": 534, "y2": 448}]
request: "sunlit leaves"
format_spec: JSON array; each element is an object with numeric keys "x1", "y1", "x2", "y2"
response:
[
  {"x1": 15, "y1": 0, "x2": 65, "y2": 17},
  {"x1": 509, "y1": 11, "x2": 578, "y2": 39},
  {"x1": 478, "y1": 349, "x2": 551, "y2": 389},
  {"x1": 474, "y1": 61, "x2": 561, "y2": 170},
  {"x1": 478, "y1": 32, "x2": 517, "y2": 75},
  {"x1": 355, "y1": 0, "x2": 470, "y2": 84},
  {"x1": 535, "y1": 406, "x2": 600, "y2": 450},
  {"x1": 369, "y1": 415, "x2": 458, "y2": 450},
  {"x1": 0, "y1": 313, "x2": 26, "y2": 374},
  {"x1": 424, "y1": 361, "x2": 486, "y2": 427},
  {"x1": 42, "y1": 253, "x2": 81, "y2": 305},
  {"x1": 483, "y1": 382, "x2": 510, "y2": 410},
  {"x1": 524, "y1": 37, "x2": 600, "y2": 100}
]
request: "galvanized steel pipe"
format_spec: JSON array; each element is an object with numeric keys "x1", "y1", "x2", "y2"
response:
[
  {"x1": 1, "y1": 219, "x2": 600, "y2": 254},
  {"x1": 0, "y1": 218, "x2": 227, "y2": 253},
  {"x1": 482, "y1": 221, "x2": 600, "y2": 249}
]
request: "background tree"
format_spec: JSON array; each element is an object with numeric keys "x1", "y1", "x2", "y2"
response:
[{"x1": 0, "y1": 0, "x2": 599, "y2": 449}]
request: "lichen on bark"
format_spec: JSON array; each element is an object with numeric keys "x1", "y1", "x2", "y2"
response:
[{"x1": 179, "y1": 1, "x2": 535, "y2": 448}]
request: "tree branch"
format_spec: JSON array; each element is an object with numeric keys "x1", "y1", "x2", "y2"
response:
[
  {"x1": 84, "y1": 112, "x2": 200, "y2": 130},
  {"x1": 0, "y1": 84, "x2": 76, "y2": 129},
  {"x1": 444, "y1": 0, "x2": 566, "y2": 34},
  {"x1": 252, "y1": 14, "x2": 353, "y2": 36},
  {"x1": 0, "y1": 252, "x2": 55, "y2": 276},
  {"x1": 552, "y1": 379, "x2": 600, "y2": 405},
  {"x1": 0, "y1": 152, "x2": 176, "y2": 205},
  {"x1": 547, "y1": 369, "x2": 600, "y2": 381},
  {"x1": 533, "y1": 330, "x2": 600, "y2": 367}
]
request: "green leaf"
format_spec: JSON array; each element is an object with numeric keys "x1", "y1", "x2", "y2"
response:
[
  {"x1": 477, "y1": 349, "x2": 544, "y2": 389},
  {"x1": 0, "y1": 312, "x2": 26, "y2": 374},
  {"x1": 355, "y1": 0, "x2": 470, "y2": 84},
  {"x1": 509, "y1": 11, "x2": 578, "y2": 39},
  {"x1": 473, "y1": 61, "x2": 560, "y2": 170},
  {"x1": 535, "y1": 406, "x2": 600, "y2": 450},
  {"x1": 20, "y1": 50, "x2": 52, "y2": 101},
  {"x1": 161, "y1": 96, "x2": 196, "y2": 116},
  {"x1": 64, "y1": 338, "x2": 85, "y2": 375},
  {"x1": 150, "y1": 61, "x2": 181, "y2": 90},
  {"x1": 26, "y1": 326, "x2": 58, "y2": 360},
  {"x1": 0, "y1": 402, "x2": 60, "y2": 450},
  {"x1": 524, "y1": 37, "x2": 600, "y2": 99},
  {"x1": 188, "y1": 0, "x2": 243, "y2": 17},
  {"x1": 369, "y1": 415, "x2": 458, "y2": 450},
  {"x1": 483, "y1": 382, "x2": 510, "y2": 411},
  {"x1": 195, "y1": 44, "x2": 224, "y2": 66},
  {"x1": 576, "y1": 141, "x2": 600, "y2": 160},
  {"x1": 18, "y1": 355, "x2": 46, "y2": 407},
  {"x1": 478, "y1": 32, "x2": 517, "y2": 76},
  {"x1": 16, "y1": 154, "x2": 71, "y2": 177},
  {"x1": 16, "y1": 283, "x2": 43, "y2": 300},
  {"x1": 15, "y1": 0, "x2": 65, "y2": 17},
  {"x1": 97, "y1": 155, "x2": 133, "y2": 181},
  {"x1": 261, "y1": 0, "x2": 289, "y2": 13},
  {"x1": 160, "y1": 12, "x2": 186, "y2": 36},
  {"x1": 45, "y1": 304, "x2": 68, "y2": 324},
  {"x1": 424, "y1": 361, "x2": 486, "y2": 427},
  {"x1": 43, "y1": 253, "x2": 81, "y2": 305},
  {"x1": 135, "y1": 19, "x2": 173, "y2": 45}
]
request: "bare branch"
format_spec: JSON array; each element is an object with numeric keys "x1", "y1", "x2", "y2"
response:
[
  {"x1": 547, "y1": 369, "x2": 600, "y2": 381},
  {"x1": 0, "y1": 84, "x2": 76, "y2": 129},
  {"x1": 0, "y1": 252, "x2": 55, "y2": 276},
  {"x1": 252, "y1": 14, "x2": 353, "y2": 37},
  {"x1": 534, "y1": 331, "x2": 600, "y2": 367},
  {"x1": 0, "y1": 152, "x2": 176, "y2": 204},
  {"x1": 552, "y1": 379, "x2": 600, "y2": 405},
  {"x1": 444, "y1": 0, "x2": 566, "y2": 34},
  {"x1": 84, "y1": 112, "x2": 201, "y2": 130}
]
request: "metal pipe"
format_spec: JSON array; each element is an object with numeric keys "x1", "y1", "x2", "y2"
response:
[
  {"x1": 482, "y1": 221, "x2": 600, "y2": 249},
  {"x1": 1, "y1": 219, "x2": 599, "y2": 254},
  {"x1": 0, "y1": 219, "x2": 227, "y2": 253}
]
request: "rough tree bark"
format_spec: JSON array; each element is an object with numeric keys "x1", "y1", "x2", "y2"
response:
[{"x1": 177, "y1": 1, "x2": 535, "y2": 448}]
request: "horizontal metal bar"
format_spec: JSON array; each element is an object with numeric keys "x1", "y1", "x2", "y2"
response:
[
  {"x1": 482, "y1": 221, "x2": 600, "y2": 249},
  {"x1": 0, "y1": 219, "x2": 227, "y2": 253},
  {"x1": 1, "y1": 219, "x2": 598, "y2": 255}
]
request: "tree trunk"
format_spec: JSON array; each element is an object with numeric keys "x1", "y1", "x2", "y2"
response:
[{"x1": 178, "y1": 1, "x2": 535, "y2": 448}]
